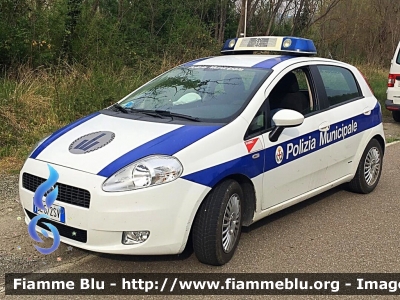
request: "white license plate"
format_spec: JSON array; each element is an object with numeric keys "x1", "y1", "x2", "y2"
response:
[{"x1": 33, "y1": 201, "x2": 65, "y2": 223}]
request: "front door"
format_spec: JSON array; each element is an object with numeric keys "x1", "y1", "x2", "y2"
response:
[{"x1": 260, "y1": 66, "x2": 331, "y2": 210}]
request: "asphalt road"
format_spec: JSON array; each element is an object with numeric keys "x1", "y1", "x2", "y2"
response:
[{"x1": 1, "y1": 142, "x2": 400, "y2": 300}]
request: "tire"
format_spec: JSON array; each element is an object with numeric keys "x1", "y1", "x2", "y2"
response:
[
  {"x1": 393, "y1": 111, "x2": 400, "y2": 122},
  {"x1": 347, "y1": 139, "x2": 383, "y2": 194},
  {"x1": 192, "y1": 179, "x2": 243, "y2": 266}
]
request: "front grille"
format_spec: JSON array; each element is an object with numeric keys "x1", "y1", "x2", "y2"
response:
[
  {"x1": 22, "y1": 173, "x2": 91, "y2": 208},
  {"x1": 26, "y1": 210, "x2": 87, "y2": 243}
]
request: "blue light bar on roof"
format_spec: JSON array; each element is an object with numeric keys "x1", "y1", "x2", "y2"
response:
[{"x1": 221, "y1": 36, "x2": 317, "y2": 56}]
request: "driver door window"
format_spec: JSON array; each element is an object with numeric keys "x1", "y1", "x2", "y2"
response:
[
  {"x1": 268, "y1": 67, "x2": 317, "y2": 127},
  {"x1": 245, "y1": 67, "x2": 317, "y2": 138}
]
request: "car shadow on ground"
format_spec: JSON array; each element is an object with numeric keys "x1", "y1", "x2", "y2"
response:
[
  {"x1": 93, "y1": 237, "x2": 195, "y2": 262},
  {"x1": 242, "y1": 185, "x2": 343, "y2": 233},
  {"x1": 92, "y1": 185, "x2": 345, "y2": 263}
]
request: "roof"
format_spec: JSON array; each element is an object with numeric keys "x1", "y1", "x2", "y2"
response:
[{"x1": 183, "y1": 55, "x2": 353, "y2": 70}]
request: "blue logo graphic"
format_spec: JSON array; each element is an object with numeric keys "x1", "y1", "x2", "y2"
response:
[
  {"x1": 69, "y1": 131, "x2": 115, "y2": 154},
  {"x1": 28, "y1": 164, "x2": 61, "y2": 254},
  {"x1": 74, "y1": 133, "x2": 106, "y2": 151}
]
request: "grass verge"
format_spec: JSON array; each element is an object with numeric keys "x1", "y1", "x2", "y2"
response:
[
  {"x1": 356, "y1": 64, "x2": 389, "y2": 116},
  {"x1": 0, "y1": 49, "x2": 218, "y2": 173},
  {"x1": 386, "y1": 137, "x2": 400, "y2": 144}
]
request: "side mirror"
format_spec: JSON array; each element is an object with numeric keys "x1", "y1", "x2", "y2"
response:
[
  {"x1": 272, "y1": 109, "x2": 304, "y2": 127},
  {"x1": 269, "y1": 109, "x2": 304, "y2": 142}
]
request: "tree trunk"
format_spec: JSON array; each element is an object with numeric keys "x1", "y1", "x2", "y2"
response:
[
  {"x1": 118, "y1": 0, "x2": 124, "y2": 21},
  {"x1": 218, "y1": 0, "x2": 227, "y2": 43},
  {"x1": 236, "y1": 0, "x2": 247, "y2": 37},
  {"x1": 291, "y1": 0, "x2": 305, "y2": 35},
  {"x1": 62, "y1": 0, "x2": 83, "y2": 61},
  {"x1": 91, "y1": 0, "x2": 100, "y2": 14},
  {"x1": 266, "y1": 0, "x2": 285, "y2": 35}
]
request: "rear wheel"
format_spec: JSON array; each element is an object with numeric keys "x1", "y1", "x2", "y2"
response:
[
  {"x1": 192, "y1": 179, "x2": 243, "y2": 266},
  {"x1": 347, "y1": 139, "x2": 383, "y2": 194},
  {"x1": 393, "y1": 111, "x2": 400, "y2": 122}
]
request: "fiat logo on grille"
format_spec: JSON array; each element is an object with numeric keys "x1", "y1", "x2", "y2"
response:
[{"x1": 69, "y1": 131, "x2": 115, "y2": 154}]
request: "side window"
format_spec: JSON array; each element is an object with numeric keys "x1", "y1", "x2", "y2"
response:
[
  {"x1": 245, "y1": 67, "x2": 317, "y2": 138},
  {"x1": 267, "y1": 67, "x2": 316, "y2": 127},
  {"x1": 245, "y1": 109, "x2": 265, "y2": 138},
  {"x1": 293, "y1": 69, "x2": 308, "y2": 90},
  {"x1": 317, "y1": 65, "x2": 361, "y2": 106},
  {"x1": 293, "y1": 68, "x2": 315, "y2": 112}
]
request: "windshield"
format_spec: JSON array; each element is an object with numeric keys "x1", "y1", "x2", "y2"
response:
[{"x1": 118, "y1": 65, "x2": 272, "y2": 122}]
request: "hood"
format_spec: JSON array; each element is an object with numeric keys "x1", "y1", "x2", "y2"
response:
[{"x1": 31, "y1": 112, "x2": 221, "y2": 177}]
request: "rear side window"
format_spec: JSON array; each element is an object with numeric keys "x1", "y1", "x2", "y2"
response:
[{"x1": 317, "y1": 65, "x2": 361, "y2": 106}]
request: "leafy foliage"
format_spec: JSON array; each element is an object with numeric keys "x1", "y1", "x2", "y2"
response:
[{"x1": 0, "y1": 0, "x2": 397, "y2": 171}]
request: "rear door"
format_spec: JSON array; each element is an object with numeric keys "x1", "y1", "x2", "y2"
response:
[{"x1": 312, "y1": 64, "x2": 374, "y2": 182}]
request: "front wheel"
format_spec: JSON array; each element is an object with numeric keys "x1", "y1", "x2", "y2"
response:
[
  {"x1": 393, "y1": 111, "x2": 400, "y2": 122},
  {"x1": 347, "y1": 139, "x2": 383, "y2": 194},
  {"x1": 192, "y1": 179, "x2": 243, "y2": 266}
]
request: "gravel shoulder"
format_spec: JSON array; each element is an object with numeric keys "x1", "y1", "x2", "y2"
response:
[
  {"x1": 382, "y1": 116, "x2": 400, "y2": 140},
  {"x1": 0, "y1": 177, "x2": 93, "y2": 292}
]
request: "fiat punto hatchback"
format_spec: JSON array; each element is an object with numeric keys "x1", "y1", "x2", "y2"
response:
[{"x1": 19, "y1": 36, "x2": 385, "y2": 265}]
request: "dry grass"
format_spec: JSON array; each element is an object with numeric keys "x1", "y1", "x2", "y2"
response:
[
  {"x1": 0, "y1": 51, "x2": 214, "y2": 173},
  {"x1": 0, "y1": 157, "x2": 22, "y2": 175},
  {"x1": 355, "y1": 64, "x2": 388, "y2": 101},
  {"x1": 356, "y1": 64, "x2": 388, "y2": 78},
  {"x1": 0, "y1": 64, "x2": 137, "y2": 172}
]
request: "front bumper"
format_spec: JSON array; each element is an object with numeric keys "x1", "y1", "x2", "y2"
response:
[
  {"x1": 385, "y1": 99, "x2": 400, "y2": 111},
  {"x1": 19, "y1": 159, "x2": 210, "y2": 255}
]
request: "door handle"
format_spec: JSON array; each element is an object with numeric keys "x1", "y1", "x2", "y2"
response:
[
  {"x1": 363, "y1": 107, "x2": 371, "y2": 115},
  {"x1": 319, "y1": 122, "x2": 330, "y2": 132}
]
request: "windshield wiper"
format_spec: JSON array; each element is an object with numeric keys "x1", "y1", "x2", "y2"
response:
[
  {"x1": 110, "y1": 105, "x2": 200, "y2": 122},
  {"x1": 128, "y1": 108, "x2": 164, "y2": 118},
  {"x1": 109, "y1": 104, "x2": 160, "y2": 118},
  {"x1": 111, "y1": 103, "x2": 129, "y2": 113},
  {"x1": 154, "y1": 110, "x2": 200, "y2": 122}
]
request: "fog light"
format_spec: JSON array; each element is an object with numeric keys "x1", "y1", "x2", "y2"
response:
[{"x1": 122, "y1": 231, "x2": 150, "y2": 245}]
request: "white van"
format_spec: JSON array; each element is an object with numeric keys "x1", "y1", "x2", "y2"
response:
[{"x1": 386, "y1": 41, "x2": 400, "y2": 122}]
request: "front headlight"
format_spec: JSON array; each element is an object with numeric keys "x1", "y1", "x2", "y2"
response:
[{"x1": 102, "y1": 155, "x2": 183, "y2": 192}]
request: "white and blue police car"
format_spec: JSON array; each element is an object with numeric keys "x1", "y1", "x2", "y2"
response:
[{"x1": 19, "y1": 36, "x2": 385, "y2": 265}]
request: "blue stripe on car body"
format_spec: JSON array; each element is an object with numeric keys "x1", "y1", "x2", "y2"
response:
[
  {"x1": 97, "y1": 125, "x2": 222, "y2": 177},
  {"x1": 251, "y1": 56, "x2": 295, "y2": 69},
  {"x1": 30, "y1": 112, "x2": 100, "y2": 159},
  {"x1": 182, "y1": 103, "x2": 382, "y2": 187}
]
